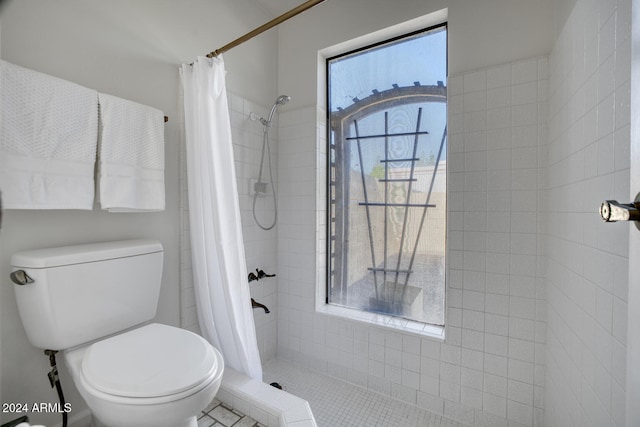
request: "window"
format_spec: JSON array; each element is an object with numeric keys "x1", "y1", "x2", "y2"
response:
[{"x1": 326, "y1": 24, "x2": 447, "y2": 326}]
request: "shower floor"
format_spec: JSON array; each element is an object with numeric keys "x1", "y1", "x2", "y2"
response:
[{"x1": 263, "y1": 358, "x2": 466, "y2": 427}]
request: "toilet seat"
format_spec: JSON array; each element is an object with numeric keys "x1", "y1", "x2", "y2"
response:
[{"x1": 81, "y1": 323, "x2": 219, "y2": 399}]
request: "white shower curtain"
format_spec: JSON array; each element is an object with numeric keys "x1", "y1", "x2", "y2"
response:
[{"x1": 180, "y1": 56, "x2": 262, "y2": 381}]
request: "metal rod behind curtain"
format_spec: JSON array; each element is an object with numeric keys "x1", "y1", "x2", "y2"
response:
[{"x1": 206, "y1": 0, "x2": 326, "y2": 58}]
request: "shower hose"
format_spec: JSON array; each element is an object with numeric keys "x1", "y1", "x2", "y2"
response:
[{"x1": 252, "y1": 120, "x2": 278, "y2": 231}]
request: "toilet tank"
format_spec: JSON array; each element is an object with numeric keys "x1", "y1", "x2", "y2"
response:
[{"x1": 11, "y1": 239, "x2": 164, "y2": 350}]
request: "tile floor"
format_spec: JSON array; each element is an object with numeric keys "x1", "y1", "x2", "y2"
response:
[
  {"x1": 197, "y1": 399, "x2": 264, "y2": 427},
  {"x1": 263, "y1": 358, "x2": 467, "y2": 427}
]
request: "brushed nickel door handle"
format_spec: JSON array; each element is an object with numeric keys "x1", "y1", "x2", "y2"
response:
[{"x1": 600, "y1": 193, "x2": 640, "y2": 230}]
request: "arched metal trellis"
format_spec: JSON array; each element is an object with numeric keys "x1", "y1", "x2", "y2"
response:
[{"x1": 328, "y1": 83, "x2": 447, "y2": 319}]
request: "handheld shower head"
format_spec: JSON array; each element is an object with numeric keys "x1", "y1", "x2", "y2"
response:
[
  {"x1": 266, "y1": 94, "x2": 291, "y2": 123},
  {"x1": 276, "y1": 95, "x2": 291, "y2": 106}
]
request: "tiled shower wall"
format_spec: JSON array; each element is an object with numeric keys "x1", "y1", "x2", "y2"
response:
[
  {"x1": 544, "y1": 0, "x2": 631, "y2": 426},
  {"x1": 179, "y1": 93, "x2": 279, "y2": 363},
  {"x1": 447, "y1": 57, "x2": 548, "y2": 426},
  {"x1": 277, "y1": 56, "x2": 548, "y2": 427}
]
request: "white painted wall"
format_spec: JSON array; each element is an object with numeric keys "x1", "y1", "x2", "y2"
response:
[
  {"x1": 0, "y1": 1, "x2": 277, "y2": 425},
  {"x1": 277, "y1": 0, "x2": 555, "y2": 109}
]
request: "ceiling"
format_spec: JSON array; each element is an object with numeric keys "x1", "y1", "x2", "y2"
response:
[{"x1": 254, "y1": 0, "x2": 315, "y2": 18}]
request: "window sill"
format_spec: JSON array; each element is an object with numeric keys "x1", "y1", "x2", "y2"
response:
[{"x1": 315, "y1": 303, "x2": 445, "y2": 341}]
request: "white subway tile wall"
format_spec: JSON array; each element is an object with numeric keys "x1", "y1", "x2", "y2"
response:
[
  {"x1": 276, "y1": 55, "x2": 547, "y2": 426},
  {"x1": 544, "y1": 0, "x2": 630, "y2": 426}
]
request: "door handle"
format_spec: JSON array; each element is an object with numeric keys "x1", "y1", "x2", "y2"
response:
[{"x1": 600, "y1": 193, "x2": 640, "y2": 230}]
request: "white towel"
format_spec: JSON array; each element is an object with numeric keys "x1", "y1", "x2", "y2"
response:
[
  {"x1": 0, "y1": 60, "x2": 99, "y2": 209},
  {"x1": 97, "y1": 93, "x2": 165, "y2": 212}
]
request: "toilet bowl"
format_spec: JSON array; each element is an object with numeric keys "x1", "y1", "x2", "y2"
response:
[{"x1": 64, "y1": 323, "x2": 224, "y2": 427}]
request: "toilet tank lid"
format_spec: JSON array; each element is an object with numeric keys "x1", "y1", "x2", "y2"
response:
[{"x1": 11, "y1": 239, "x2": 163, "y2": 268}]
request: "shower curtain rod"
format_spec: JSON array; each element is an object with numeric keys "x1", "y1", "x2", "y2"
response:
[{"x1": 206, "y1": 0, "x2": 326, "y2": 58}]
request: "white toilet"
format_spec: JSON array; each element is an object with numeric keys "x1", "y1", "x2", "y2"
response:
[{"x1": 11, "y1": 240, "x2": 224, "y2": 427}]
